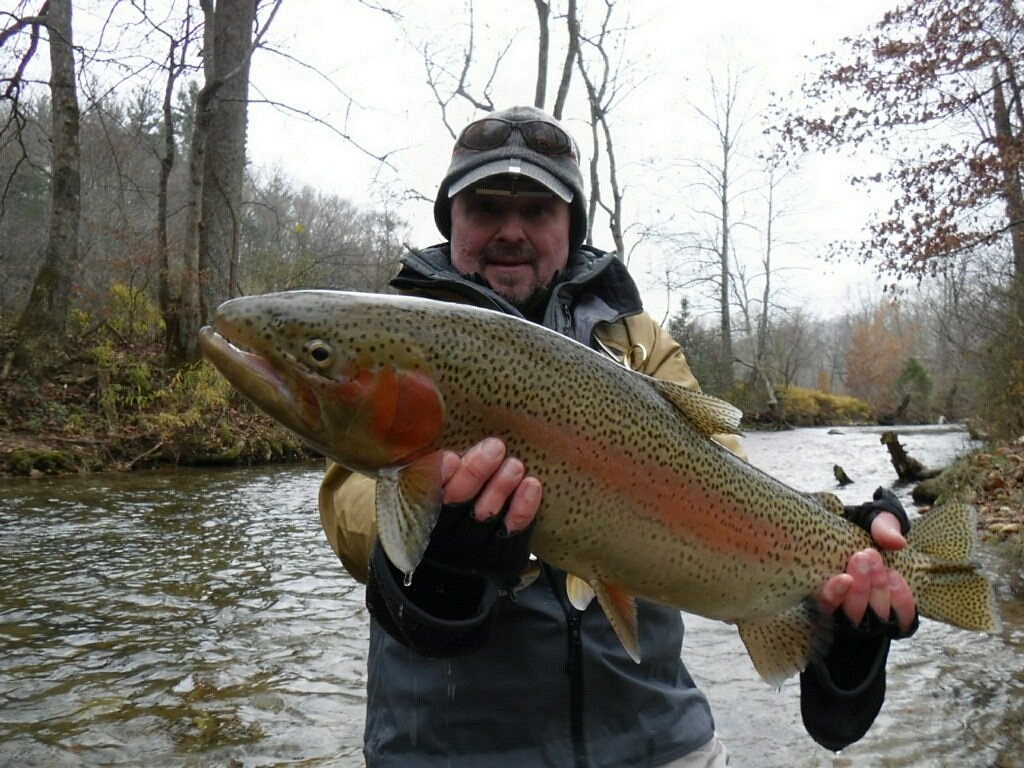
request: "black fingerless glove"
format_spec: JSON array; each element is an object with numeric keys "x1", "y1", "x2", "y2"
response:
[
  {"x1": 843, "y1": 486, "x2": 911, "y2": 536},
  {"x1": 365, "y1": 502, "x2": 535, "y2": 657},
  {"x1": 803, "y1": 486, "x2": 919, "y2": 750},
  {"x1": 421, "y1": 501, "x2": 536, "y2": 590},
  {"x1": 801, "y1": 609, "x2": 919, "y2": 750}
]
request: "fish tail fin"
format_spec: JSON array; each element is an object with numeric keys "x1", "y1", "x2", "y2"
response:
[
  {"x1": 903, "y1": 502, "x2": 1000, "y2": 633},
  {"x1": 737, "y1": 598, "x2": 834, "y2": 687}
]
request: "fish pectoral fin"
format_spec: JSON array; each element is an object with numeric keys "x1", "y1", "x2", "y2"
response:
[
  {"x1": 646, "y1": 378, "x2": 743, "y2": 436},
  {"x1": 736, "y1": 598, "x2": 833, "y2": 687},
  {"x1": 566, "y1": 573, "x2": 596, "y2": 610},
  {"x1": 592, "y1": 580, "x2": 641, "y2": 663},
  {"x1": 374, "y1": 451, "x2": 444, "y2": 578}
]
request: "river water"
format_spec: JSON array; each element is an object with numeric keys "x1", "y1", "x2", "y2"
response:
[{"x1": 1, "y1": 425, "x2": 1021, "y2": 767}]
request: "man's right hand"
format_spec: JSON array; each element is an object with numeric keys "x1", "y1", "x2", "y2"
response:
[{"x1": 440, "y1": 437, "x2": 542, "y2": 534}]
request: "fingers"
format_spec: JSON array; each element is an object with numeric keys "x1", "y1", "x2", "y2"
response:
[
  {"x1": 888, "y1": 570, "x2": 917, "y2": 632},
  {"x1": 819, "y1": 547, "x2": 919, "y2": 633},
  {"x1": 818, "y1": 573, "x2": 853, "y2": 615},
  {"x1": 838, "y1": 549, "x2": 886, "y2": 626},
  {"x1": 440, "y1": 437, "x2": 508, "y2": 505},
  {"x1": 505, "y1": 476, "x2": 542, "y2": 534},
  {"x1": 440, "y1": 438, "x2": 542, "y2": 533},
  {"x1": 870, "y1": 511, "x2": 907, "y2": 551}
]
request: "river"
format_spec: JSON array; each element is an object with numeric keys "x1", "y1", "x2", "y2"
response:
[{"x1": 1, "y1": 425, "x2": 1021, "y2": 767}]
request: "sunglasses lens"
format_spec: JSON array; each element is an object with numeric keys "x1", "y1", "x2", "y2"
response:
[
  {"x1": 521, "y1": 121, "x2": 572, "y2": 155},
  {"x1": 458, "y1": 119, "x2": 513, "y2": 150}
]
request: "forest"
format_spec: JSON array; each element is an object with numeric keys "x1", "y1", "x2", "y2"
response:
[{"x1": 1, "y1": 0, "x2": 1023, "y2": 475}]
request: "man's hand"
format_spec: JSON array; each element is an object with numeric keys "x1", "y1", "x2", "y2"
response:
[
  {"x1": 818, "y1": 512, "x2": 917, "y2": 632},
  {"x1": 440, "y1": 437, "x2": 542, "y2": 534}
]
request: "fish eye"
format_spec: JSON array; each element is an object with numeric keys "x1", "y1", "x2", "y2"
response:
[{"x1": 304, "y1": 339, "x2": 334, "y2": 367}]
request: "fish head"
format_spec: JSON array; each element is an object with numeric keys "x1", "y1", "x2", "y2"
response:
[{"x1": 198, "y1": 290, "x2": 446, "y2": 473}]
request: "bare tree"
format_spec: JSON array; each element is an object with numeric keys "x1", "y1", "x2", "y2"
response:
[
  {"x1": 6, "y1": 0, "x2": 81, "y2": 376},
  {"x1": 146, "y1": 6, "x2": 196, "y2": 369},
  {"x1": 401, "y1": 1, "x2": 643, "y2": 273},
  {"x1": 687, "y1": 66, "x2": 756, "y2": 390},
  {"x1": 532, "y1": 0, "x2": 549, "y2": 108},
  {"x1": 168, "y1": 0, "x2": 281, "y2": 366},
  {"x1": 551, "y1": 0, "x2": 577, "y2": 118},
  {"x1": 573, "y1": 0, "x2": 631, "y2": 256}
]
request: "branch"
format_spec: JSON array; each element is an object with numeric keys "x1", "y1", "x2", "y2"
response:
[{"x1": 247, "y1": 97, "x2": 401, "y2": 170}]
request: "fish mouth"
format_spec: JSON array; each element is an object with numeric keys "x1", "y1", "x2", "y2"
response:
[{"x1": 198, "y1": 325, "x2": 324, "y2": 437}]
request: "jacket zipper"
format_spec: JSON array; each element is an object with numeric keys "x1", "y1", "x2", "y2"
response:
[
  {"x1": 545, "y1": 563, "x2": 587, "y2": 767},
  {"x1": 568, "y1": 609, "x2": 586, "y2": 768}
]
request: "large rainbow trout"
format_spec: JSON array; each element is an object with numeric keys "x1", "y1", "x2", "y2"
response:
[{"x1": 199, "y1": 290, "x2": 998, "y2": 683}]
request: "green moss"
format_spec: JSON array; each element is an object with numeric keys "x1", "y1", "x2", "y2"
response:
[{"x1": 8, "y1": 449, "x2": 78, "y2": 475}]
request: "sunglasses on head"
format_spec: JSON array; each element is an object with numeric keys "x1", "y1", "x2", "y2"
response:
[{"x1": 457, "y1": 118, "x2": 578, "y2": 160}]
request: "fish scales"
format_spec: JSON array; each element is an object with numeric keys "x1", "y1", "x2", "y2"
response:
[{"x1": 199, "y1": 289, "x2": 999, "y2": 683}]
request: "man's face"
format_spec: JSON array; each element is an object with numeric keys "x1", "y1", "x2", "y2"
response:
[{"x1": 449, "y1": 187, "x2": 571, "y2": 308}]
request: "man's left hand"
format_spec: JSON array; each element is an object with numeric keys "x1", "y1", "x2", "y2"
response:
[{"x1": 818, "y1": 512, "x2": 917, "y2": 633}]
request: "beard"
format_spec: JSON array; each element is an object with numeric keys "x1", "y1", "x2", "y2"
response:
[{"x1": 479, "y1": 243, "x2": 548, "y2": 309}]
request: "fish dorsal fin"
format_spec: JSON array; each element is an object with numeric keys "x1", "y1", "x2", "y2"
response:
[
  {"x1": 646, "y1": 378, "x2": 743, "y2": 436},
  {"x1": 566, "y1": 573, "x2": 595, "y2": 610},
  {"x1": 808, "y1": 491, "x2": 845, "y2": 516},
  {"x1": 735, "y1": 598, "x2": 833, "y2": 686},
  {"x1": 374, "y1": 451, "x2": 444, "y2": 578},
  {"x1": 592, "y1": 580, "x2": 641, "y2": 663}
]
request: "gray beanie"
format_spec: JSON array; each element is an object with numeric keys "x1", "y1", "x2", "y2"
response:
[{"x1": 433, "y1": 106, "x2": 589, "y2": 251}]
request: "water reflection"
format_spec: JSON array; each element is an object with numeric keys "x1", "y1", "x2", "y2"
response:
[
  {"x1": 0, "y1": 427, "x2": 1021, "y2": 767},
  {"x1": 1, "y1": 466, "x2": 367, "y2": 766}
]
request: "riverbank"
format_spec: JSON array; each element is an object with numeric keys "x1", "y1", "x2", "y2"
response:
[
  {"x1": 4, "y1": 418, "x2": 1021, "y2": 543},
  {"x1": 0, "y1": 342, "x2": 315, "y2": 477},
  {"x1": 1, "y1": 352, "x2": 1021, "y2": 548}
]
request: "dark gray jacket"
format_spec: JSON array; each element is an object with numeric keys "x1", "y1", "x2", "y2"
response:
[
  {"x1": 361, "y1": 244, "x2": 909, "y2": 765},
  {"x1": 364, "y1": 244, "x2": 715, "y2": 767}
]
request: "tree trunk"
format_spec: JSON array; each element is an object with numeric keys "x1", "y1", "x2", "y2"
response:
[
  {"x1": 199, "y1": 0, "x2": 256, "y2": 321},
  {"x1": 158, "y1": 32, "x2": 185, "y2": 367},
  {"x1": 719, "y1": 166, "x2": 734, "y2": 389},
  {"x1": 532, "y1": 0, "x2": 549, "y2": 109},
  {"x1": 167, "y1": 0, "x2": 256, "y2": 366},
  {"x1": 11, "y1": 0, "x2": 80, "y2": 376},
  {"x1": 552, "y1": 0, "x2": 577, "y2": 119},
  {"x1": 992, "y1": 68, "x2": 1024, "y2": 342}
]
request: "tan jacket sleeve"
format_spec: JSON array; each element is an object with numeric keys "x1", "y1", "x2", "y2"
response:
[
  {"x1": 317, "y1": 309, "x2": 745, "y2": 584},
  {"x1": 319, "y1": 460, "x2": 377, "y2": 584}
]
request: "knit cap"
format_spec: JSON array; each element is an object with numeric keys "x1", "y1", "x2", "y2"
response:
[{"x1": 433, "y1": 106, "x2": 589, "y2": 250}]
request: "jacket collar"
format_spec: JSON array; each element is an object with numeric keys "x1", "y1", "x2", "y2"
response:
[{"x1": 390, "y1": 243, "x2": 643, "y2": 327}]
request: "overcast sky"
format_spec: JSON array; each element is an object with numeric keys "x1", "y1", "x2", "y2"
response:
[{"x1": 244, "y1": 0, "x2": 901, "y2": 323}]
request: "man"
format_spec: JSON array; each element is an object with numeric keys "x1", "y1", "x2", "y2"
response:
[{"x1": 318, "y1": 105, "x2": 918, "y2": 767}]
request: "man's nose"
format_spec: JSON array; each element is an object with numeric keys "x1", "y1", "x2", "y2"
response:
[{"x1": 495, "y1": 212, "x2": 527, "y2": 242}]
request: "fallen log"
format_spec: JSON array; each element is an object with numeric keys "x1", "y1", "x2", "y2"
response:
[{"x1": 880, "y1": 431, "x2": 944, "y2": 482}]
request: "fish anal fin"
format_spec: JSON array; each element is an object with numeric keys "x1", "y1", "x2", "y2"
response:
[
  {"x1": 374, "y1": 451, "x2": 444, "y2": 577},
  {"x1": 736, "y1": 598, "x2": 833, "y2": 687},
  {"x1": 646, "y1": 378, "x2": 742, "y2": 436},
  {"x1": 566, "y1": 573, "x2": 596, "y2": 610},
  {"x1": 592, "y1": 580, "x2": 641, "y2": 663}
]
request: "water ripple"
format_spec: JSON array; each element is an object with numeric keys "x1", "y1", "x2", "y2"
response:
[{"x1": 1, "y1": 429, "x2": 1020, "y2": 766}]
